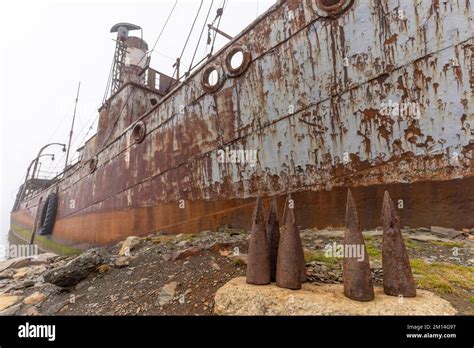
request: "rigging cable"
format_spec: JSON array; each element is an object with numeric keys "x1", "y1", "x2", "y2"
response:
[
  {"x1": 49, "y1": 110, "x2": 97, "y2": 174},
  {"x1": 187, "y1": 0, "x2": 214, "y2": 75},
  {"x1": 209, "y1": 0, "x2": 227, "y2": 56},
  {"x1": 169, "y1": 0, "x2": 205, "y2": 83},
  {"x1": 148, "y1": 0, "x2": 179, "y2": 56},
  {"x1": 102, "y1": 52, "x2": 116, "y2": 104}
]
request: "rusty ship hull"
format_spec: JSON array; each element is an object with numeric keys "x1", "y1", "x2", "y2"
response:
[{"x1": 10, "y1": 0, "x2": 474, "y2": 252}]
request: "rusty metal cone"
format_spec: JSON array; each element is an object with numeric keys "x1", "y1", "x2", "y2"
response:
[
  {"x1": 295, "y1": 221, "x2": 307, "y2": 283},
  {"x1": 276, "y1": 196, "x2": 303, "y2": 290},
  {"x1": 343, "y1": 189, "x2": 375, "y2": 301},
  {"x1": 381, "y1": 191, "x2": 417, "y2": 297},
  {"x1": 246, "y1": 197, "x2": 271, "y2": 285},
  {"x1": 280, "y1": 195, "x2": 307, "y2": 282},
  {"x1": 266, "y1": 197, "x2": 280, "y2": 282}
]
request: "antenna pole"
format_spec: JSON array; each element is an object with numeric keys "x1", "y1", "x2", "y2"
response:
[{"x1": 65, "y1": 81, "x2": 81, "y2": 171}]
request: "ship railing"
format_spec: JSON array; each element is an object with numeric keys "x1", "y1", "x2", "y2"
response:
[{"x1": 20, "y1": 158, "x2": 82, "y2": 201}]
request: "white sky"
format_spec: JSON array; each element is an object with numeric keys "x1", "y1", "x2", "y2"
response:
[{"x1": 0, "y1": 0, "x2": 275, "y2": 245}]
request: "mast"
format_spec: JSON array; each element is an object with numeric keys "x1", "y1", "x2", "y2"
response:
[{"x1": 64, "y1": 81, "x2": 81, "y2": 171}]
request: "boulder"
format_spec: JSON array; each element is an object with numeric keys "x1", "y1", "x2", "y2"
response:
[
  {"x1": 25, "y1": 307, "x2": 40, "y2": 316},
  {"x1": 13, "y1": 268, "x2": 29, "y2": 280},
  {"x1": 0, "y1": 269, "x2": 15, "y2": 280},
  {"x1": 214, "y1": 277, "x2": 457, "y2": 316},
  {"x1": 23, "y1": 292, "x2": 47, "y2": 305},
  {"x1": 171, "y1": 247, "x2": 200, "y2": 261},
  {"x1": 430, "y1": 226, "x2": 464, "y2": 239},
  {"x1": 0, "y1": 254, "x2": 56, "y2": 273},
  {"x1": 156, "y1": 282, "x2": 178, "y2": 306},
  {"x1": 114, "y1": 257, "x2": 131, "y2": 268},
  {"x1": 0, "y1": 303, "x2": 22, "y2": 315},
  {"x1": 119, "y1": 236, "x2": 140, "y2": 256},
  {"x1": 14, "y1": 265, "x2": 47, "y2": 280},
  {"x1": 0, "y1": 258, "x2": 30, "y2": 272},
  {"x1": 43, "y1": 249, "x2": 104, "y2": 287}
]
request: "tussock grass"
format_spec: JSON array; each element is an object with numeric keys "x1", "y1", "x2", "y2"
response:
[{"x1": 410, "y1": 259, "x2": 474, "y2": 294}]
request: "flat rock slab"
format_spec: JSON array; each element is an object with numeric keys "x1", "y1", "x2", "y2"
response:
[
  {"x1": 0, "y1": 294, "x2": 22, "y2": 312},
  {"x1": 214, "y1": 277, "x2": 457, "y2": 316}
]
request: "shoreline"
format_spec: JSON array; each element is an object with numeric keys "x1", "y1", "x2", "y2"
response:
[{"x1": 0, "y1": 226, "x2": 472, "y2": 316}]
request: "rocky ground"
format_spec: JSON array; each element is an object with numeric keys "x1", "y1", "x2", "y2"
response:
[{"x1": 0, "y1": 226, "x2": 472, "y2": 316}]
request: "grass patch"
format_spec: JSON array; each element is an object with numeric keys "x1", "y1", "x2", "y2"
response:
[
  {"x1": 404, "y1": 237, "x2": 419, "y2": 249},
  {"x1": 178, "y1": 234, "x2": 197, "y2": 242},
  {"x1": 410, "y1": 259, "x2": 474, "y2": 294},
  {"x1": 428, "y1": 241, "x2": 464, "y2": 248},
  {"x1": 11, "y1": 224, "x2": 81, "y2": 255},
  {"x1": 469, "y1": 297, "x2": 474, "y2": 304},
  {"x1": 304, "y1": 251, "x2": 336, "y2": 266},
  {"x1": 364, "y1": 238, "x2": 381, "y2": 258}
]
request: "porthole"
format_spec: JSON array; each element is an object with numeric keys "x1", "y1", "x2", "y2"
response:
[
  {"x1": 132, "y1": 121, "x2": 147, "y2": 144},
  {"x1": 201, "y1": 64, "x2": 224, "y2": 93},
  {"x1": 315, "y1": 0, "x2": 351, "y2": 15},
  {"x1": 225, "y1": 44, "x2": 252, "y2": 77}
]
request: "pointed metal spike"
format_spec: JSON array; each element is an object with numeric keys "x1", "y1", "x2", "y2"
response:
[
  {"x1": 381, "y1": 190, "x2": 398, "y2": 229},
  {"x1": 266, "y1": 197, "x2": 280, "y2": 282},
  {"x1": 246, "y1": 197, "x2": 271, "y2": 285},
  {"x1": 345, "y1": 189, "x2": 359, "y2": 233},
  {"x1": 282, "y1": 195, "x2": 306, "y2": 282},
  {"x1": 296, "y1": 230, "x2": 307, "y2": 283},
  {"x1": 381, "y1": 191, "x2": 417, "y2": 297},
  {"x1": 280, "y1": 194, "x2": 291, "y2": 226},
  {"x1": 276, "y1": 195, "x2": 305, "y2": 289},
  {"x1": 343, "y1": 189, "x2": 374, "y2": 301}
]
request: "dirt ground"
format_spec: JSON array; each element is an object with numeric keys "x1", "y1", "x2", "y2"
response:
[{"x1": 1, "y1": 226, "x2": 473, "y2": 316}]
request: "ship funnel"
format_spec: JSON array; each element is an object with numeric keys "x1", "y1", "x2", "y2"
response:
[{"x1": 109, "y1": 23, "x2": 149, "y2": 95}]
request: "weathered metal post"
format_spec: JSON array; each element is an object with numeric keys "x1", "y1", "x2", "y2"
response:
[
  {"x1": 343, "y1": 190, "x2": 374, "y2": 301},
  {"x1": 276, "y1": 195, "x2": 305, "y2": 289},
  {"x1": 266, "y1": 197, "x2": 280, "y2": 282},
  {"x1": 246, "y1": 197, "x2": 271, "y2": 285},
  {"x1": 381, "y1": 191, "x2": 417, "y2": 297}
]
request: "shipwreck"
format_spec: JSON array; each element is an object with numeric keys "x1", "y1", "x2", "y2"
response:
[{"x1": 10, "y1": 0, "x2": 474, "y2": 253}]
